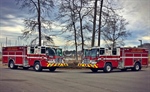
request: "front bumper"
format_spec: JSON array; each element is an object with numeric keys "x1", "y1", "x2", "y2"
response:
[
  {"x1": 47, "y1": 63, "x2": 68, "y2": 67},
  {"x1": 78, "y1": 63, "x2": 98, "y2": 68}
]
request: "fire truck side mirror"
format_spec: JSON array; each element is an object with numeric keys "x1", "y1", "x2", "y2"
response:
[
  {"x1": 97, "y1": 51, "x2": 99, "y2": 56},
  {"x1": 46, "y1": 50, "x2": 49, "y2": 55}
]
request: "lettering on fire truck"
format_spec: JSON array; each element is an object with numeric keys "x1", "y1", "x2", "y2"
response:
[
  {"x1": 78, "y1": 47, "x2": 149, "y2": 73},
  {"x1": 2, "y1": 46, "x2": 68, "y2": 72}
]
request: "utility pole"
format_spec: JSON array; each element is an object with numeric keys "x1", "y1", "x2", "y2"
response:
[
  {"x1": 6, "y1": 37, "x2": 7, "y2": 46},
  {"x1": 18, "y1": 36, "x2": 20, "y2": 46},
  {"x1": 0, "y1": 43, "x2": 2, "y2": 51},
  {"x1": 9, "y1": 40, "x2": 11, "y2": 46},
  {"x1": 139, "y1": 40, "x2": 142, "y2": 47},
  {"x1": 15, "y1": 40, "x2": 17, "y2": 46}
]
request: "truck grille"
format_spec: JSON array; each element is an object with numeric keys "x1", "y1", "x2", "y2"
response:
[
  {"x1": 83, "y1": 59, "x2": 90, "y2": 63},
  {"x1": 55, "y1": 58, "x2": 63, "y2": 63}
]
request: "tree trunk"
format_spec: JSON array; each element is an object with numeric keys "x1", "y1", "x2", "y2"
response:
[
  {"x1": 74, "y1": 23, "x2": 78, "y2": 62},
  {"x1": 38, "y1": 0, "x2": 41, "y2": 46},
  {"x1": 98, "y1": 0, "x2": 103, "y2": 46},
  {"x1": 91, "y1": 0, "x2": 98, "y2": 47},
  {"x1": 79, "y1": 0, "x2": 84, "y2": 52},
  {"x1": 79, "y1": 13, "x2": 84, "y2": 52},
  {"x1": 112, "y1": 19, "x2": 116, "y2": 48},
  {"x1": 72, "y1": 0, "x2": 78, "y2": 62}
]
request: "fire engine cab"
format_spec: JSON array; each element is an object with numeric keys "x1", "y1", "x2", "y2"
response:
[
  {"x1": 78, "y1": 47, "x2": 149, "y2": 73},
  {"x1": 2, "y1": 46, "x2": 68, "y2": 72}
]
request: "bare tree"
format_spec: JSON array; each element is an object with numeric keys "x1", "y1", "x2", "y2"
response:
[
  {"x1": 57, "y1": 0, "x2": 92, "y2": 61},
  {"x1": 102, "y1": 14, "x2": 130, "y2": 48},
  {"x1": 71, "y1": 4, "x2": 78, "y2": 62},
  {"x1": 16, "y1": 0, "x2": 54, "y2": 46},
  {"x1": 57, "y1": 0, "x2": 129, "y2": 49},
  {"x1": 90, "y1": 0, "x2": 130, "y2": 48},
  {"x1": 76, "y1": 0, "x2": 84, "y2": 51},
  {"x1": 58, "y1": 0, "x2": 79, "y2": 61}
]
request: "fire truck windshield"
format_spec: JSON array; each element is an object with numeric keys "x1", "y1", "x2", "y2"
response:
[
  {"x1": 84, "y1": 49, "x2": 98, "y2": 57},
  {"x1": 55, "y1": 48, "x2": 63, "y2": 56},
  {"x1": 46, "y1": 48, "x2": 62, "y2": 56},
  {"x1": 46, "y1": 48, "x2": 55, "y2": 56},
  {"x1": 84, "y1": 49, "x2": 91, "y2": 56},
  {"x1": 90, "y1": 49, "x2": 98, "y2": 57}
]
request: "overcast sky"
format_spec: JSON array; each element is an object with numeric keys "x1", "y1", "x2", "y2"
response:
[{"x1": 0, "y1": 0, "x2": 150, "y2": 50}]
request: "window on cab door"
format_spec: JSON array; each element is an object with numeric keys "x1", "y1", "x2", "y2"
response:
[
  {"x1": 30, "y1": 47, "x2": 34, "y2": 54},
  {"x1": 112, "y1": 48, "x2": 117, "y2": 55},
  {"x1": 46, "y1": 48, "x2": 55, "y2": 56},
  {"x1": 100, "y1": 48, "x2": 105, "y2": 55},
  {"x1": 41, "y1": 47, "x2": 46, "y2": 54}
]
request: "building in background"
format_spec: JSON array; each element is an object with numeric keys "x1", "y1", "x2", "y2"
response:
[{"x1": 138, "y1": 43, "x2": 150, "y2": 54}]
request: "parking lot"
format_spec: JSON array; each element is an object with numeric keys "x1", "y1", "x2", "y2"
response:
[{"x1": 0, "y1": 64, "x2": 150, "y2": 92}]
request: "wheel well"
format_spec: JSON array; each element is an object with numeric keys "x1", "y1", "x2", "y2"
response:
[
  {"x1": 9, "y1": 59, "x2": 14, "y2": 63},
  {"x1": 105, "y1": 62, "x2": 112, "y2": 66},
  {"x1": 135, "y1": 61, "x2": 141, "y2": 66},
  {"x1": 34, "y1": 60, "x2": 40, "y2": 65}
]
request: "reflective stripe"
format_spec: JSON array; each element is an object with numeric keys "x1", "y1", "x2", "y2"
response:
[
  {"x1": 98, "y1": 58, "x2": 120, "y2": 60},
  {"x1": 47, "y1": 63, "x2": 68, "y2": 67},
  {"x1": 96, "y1": 57, "x2": 148, "y2": 60},
  {"x1": 27, "y1": 57, "x2": 47, "y2": 59},
  {"x1": 2, "y1": 55, "x2": 26, "y2": 57},
  {"x1": 121, "y1": 57, "x2": 148, "y2": 58},
  {"x1": 47, "y1": 63, "x2": 50, "y2": 67}
]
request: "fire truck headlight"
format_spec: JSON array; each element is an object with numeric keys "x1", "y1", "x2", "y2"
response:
[
  {"x1": 82, "y1": 61, "x2": 85, "y2": 63},
  {"x1": 90, "y1": 60, "x2": 92, "y2": 63},
  {"x1": 62, "y1": 59, "x2": 64, "y2": 63},
  {"x1": 91, "y1": 61, "x2": 96, "y2": 64},
  {"x1": 48, "y1": 60, "x2": 55, "y2": 63},
  {"x1": 90, "y1": 60, "x2": 96, "y2": 64}
]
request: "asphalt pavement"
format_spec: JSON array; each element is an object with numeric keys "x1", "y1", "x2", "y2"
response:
[{"x1": 0, "y1": 64, "x2": 150, "y2": 92}]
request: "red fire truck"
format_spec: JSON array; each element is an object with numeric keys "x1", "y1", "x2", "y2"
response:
[
  {"x1": 78, "y1": 47, "x2": 149, "y2": 73},
  {"x1": 2, "y1": 46, "x2": 68, "y2": 72}
]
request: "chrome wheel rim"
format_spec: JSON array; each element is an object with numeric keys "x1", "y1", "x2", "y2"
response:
[
  {"x1": 107, "y1": 66, "x2": 111, "y2": 72},
  {"x1": 35, "y1": 64, "x2": 39, "y2": 70},
  {"x1": 135, "y1": 65, "x2": 139, "y2": 70},
  {"x1": 10, "y1": 62, "x2": 14, "y2": 68}
]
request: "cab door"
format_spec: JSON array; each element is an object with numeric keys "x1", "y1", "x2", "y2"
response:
[{"x1": 23, "y1": 47, "x2": 29, "y2": 67}]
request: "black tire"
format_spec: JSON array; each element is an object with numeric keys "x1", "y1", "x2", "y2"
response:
[
  {"x1": 91, "y1": 68, "x2": 98, "y2": 73},
  {"x1": 132, "y1": 63, "x2": 141, "y2": 71},
  {"x1": 49, "y1": 67, "x2": 56, "y2": 72},
  {"x1": 34, "y1": 62, "x2": 42, "y2": 72},
  {"x1": 103, "y1": 63, "x2": 112, "y2": 73},
  {"x1": 9, "y1": 61, "x2": 18, "y2": 69},
  {"x1": 121, "y1": 68, "x2": 127, "y2": 71}
]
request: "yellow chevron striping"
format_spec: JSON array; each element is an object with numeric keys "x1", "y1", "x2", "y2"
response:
[
  {"x1": 47, "y1": 63, "x2": 68, "y2": 67},
  {"x1": 77, "y1": 63, "x2": 98, "y2": 68},
  {"x1": 47, "y1": 63, "x2": 50, "y2": 67}
]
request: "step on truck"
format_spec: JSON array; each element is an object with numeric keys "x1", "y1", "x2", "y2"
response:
[
  {"x1": 2, "y1": 46, "x2": 68, "y2": 72},
  {"x1": 78, "y1": 47, "x2": 149, "y2": 73}
]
